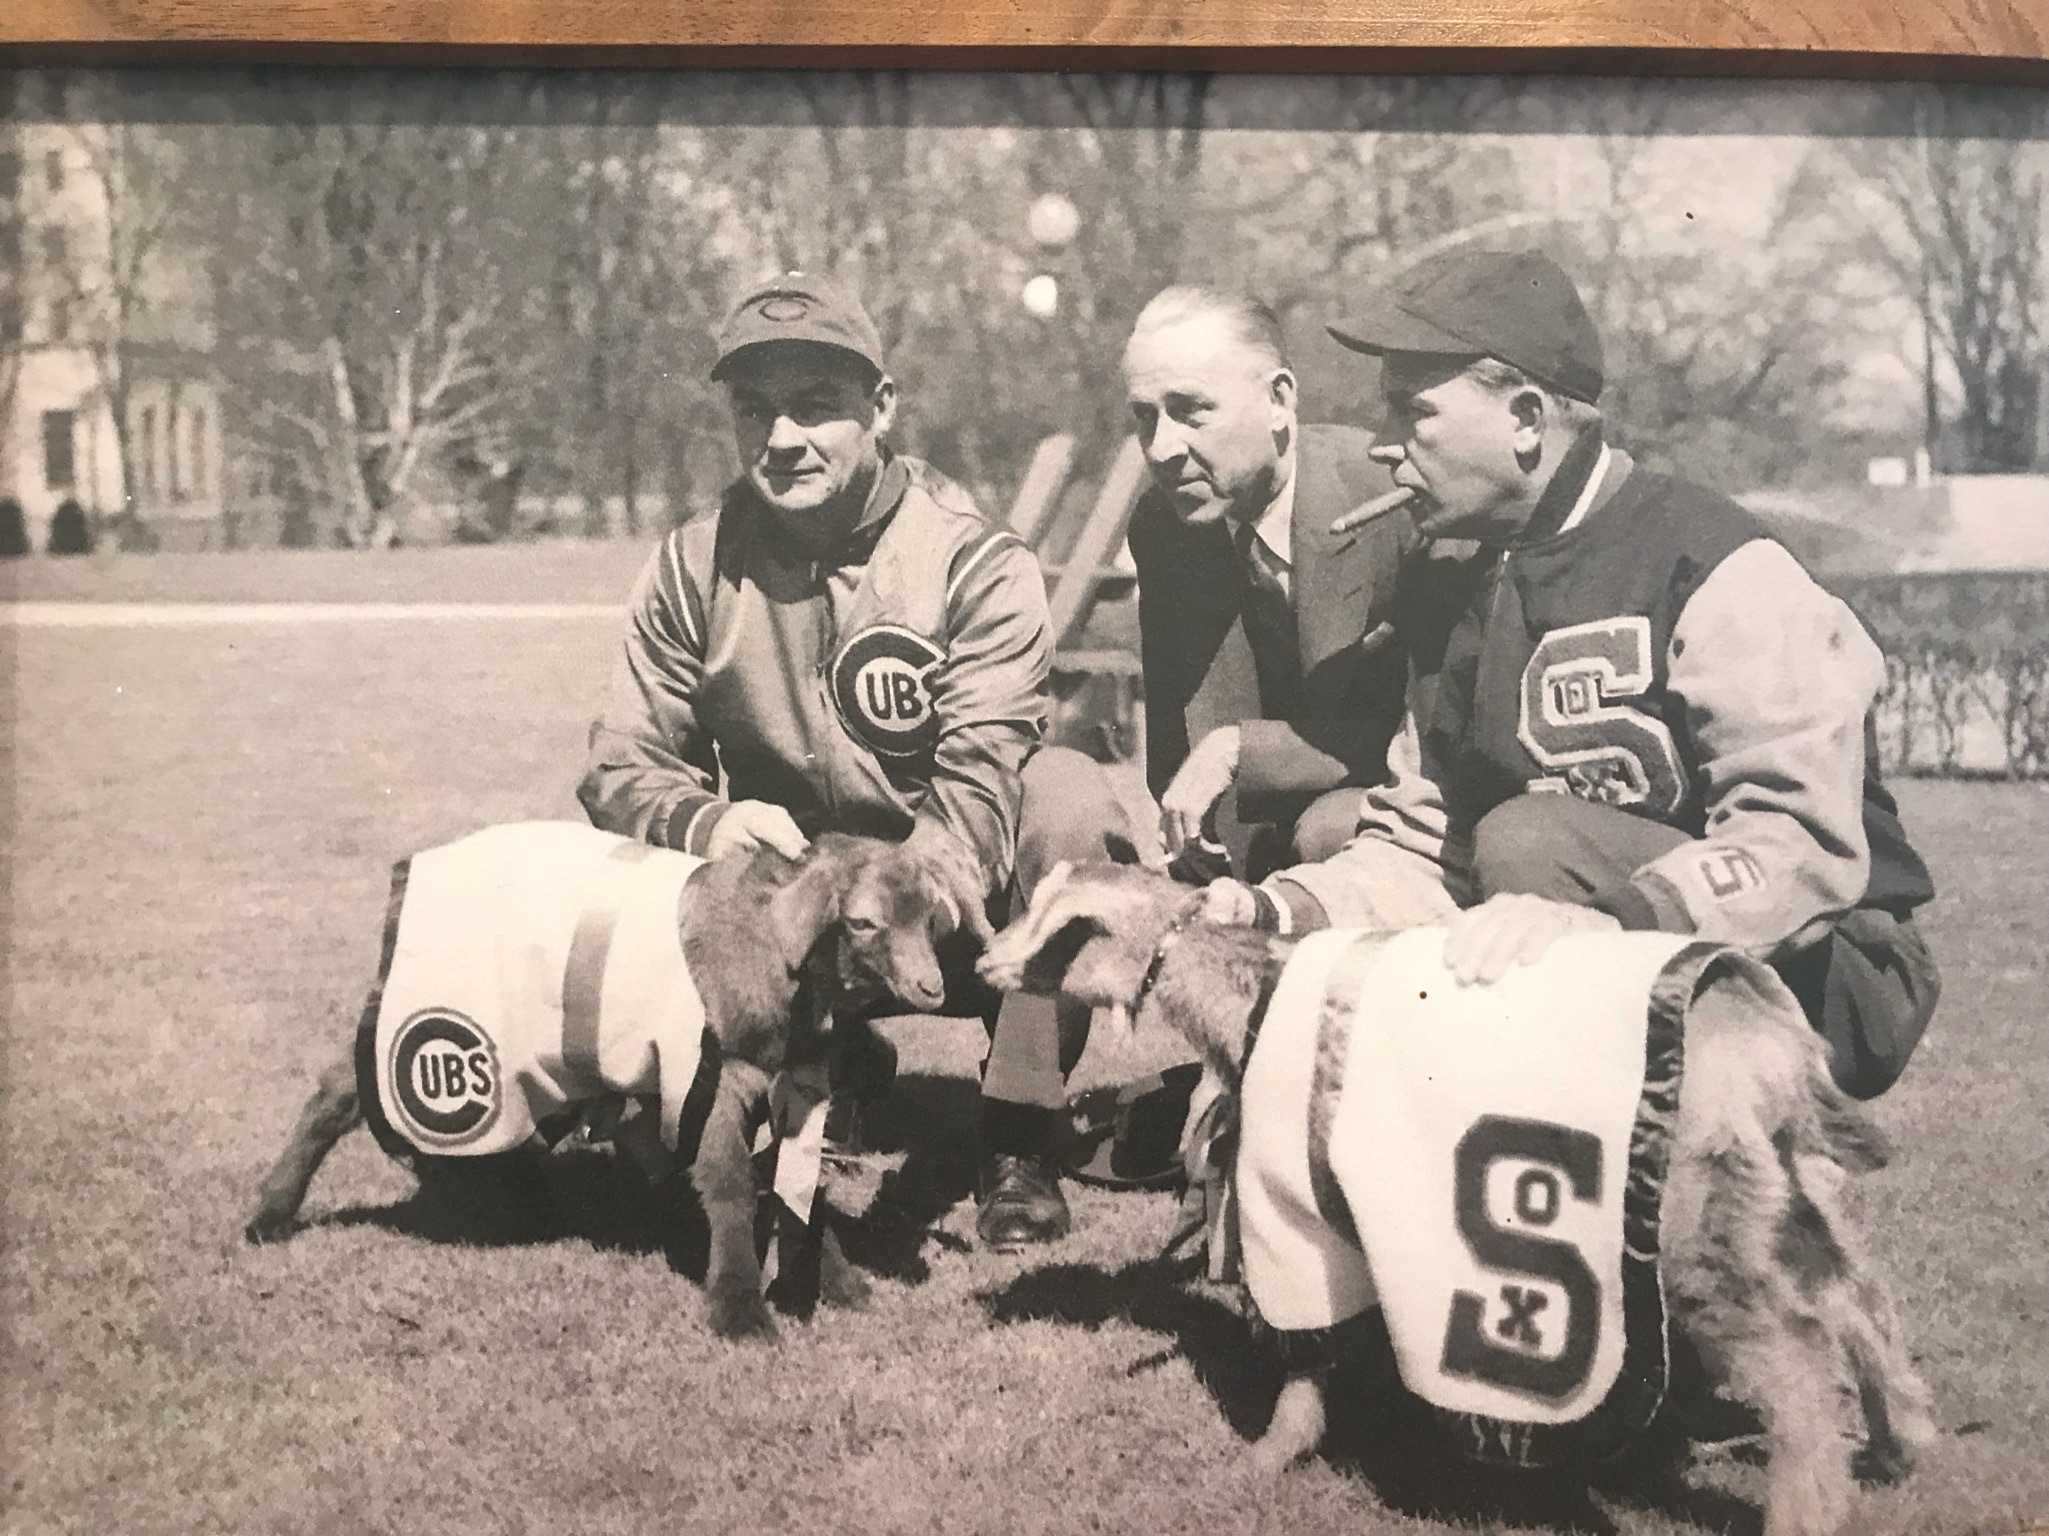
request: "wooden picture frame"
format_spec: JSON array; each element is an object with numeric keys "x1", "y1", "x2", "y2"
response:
[{"x1": 0, "y1": 0, "x2": 2045, "y2": 78}]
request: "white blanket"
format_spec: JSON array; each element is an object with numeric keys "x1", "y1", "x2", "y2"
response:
[
  {"x1": 363, "y1": 822, "x2": 710, "y2": 1159},
  {"x1": 1235, "y1": 925, "x2": 1777, "y2": 1462}
]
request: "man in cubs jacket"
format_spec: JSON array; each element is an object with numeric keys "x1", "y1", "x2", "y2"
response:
[
  {"x1": 1207, "y1": 249, "x2": 1939, "y2": 1100},
  {"x1": 580, "y1": 272, "x2": 1136, "y2": 1246}
]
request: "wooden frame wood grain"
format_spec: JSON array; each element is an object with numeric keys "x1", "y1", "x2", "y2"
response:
[{"x1": 1, "y1": 0, "x2": 2045, "y2": 81}]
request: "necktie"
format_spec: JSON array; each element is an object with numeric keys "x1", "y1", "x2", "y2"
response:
[{"x1": 1238, "y1": 521, "x2": 1292, "y2": 610}]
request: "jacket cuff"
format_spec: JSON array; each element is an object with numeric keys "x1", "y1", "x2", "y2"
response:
[
  {"x1": 1593, "y1": 873, "x2": 1691, "y2": 933},
  {"x1": 663, "y1": 793, "x2": 728, "y2": 856},
  {"x1": 1260, "y1": 877, "x2": 1331, "y2": 935}
]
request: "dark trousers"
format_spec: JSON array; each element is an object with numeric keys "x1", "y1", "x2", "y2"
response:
[
  {"x1": 1469, "y1": 794, "x2": 1939, "y2": 1099},
  {"x1": 848, "y1": 745, "x2": 1139, "y2": 1159}
]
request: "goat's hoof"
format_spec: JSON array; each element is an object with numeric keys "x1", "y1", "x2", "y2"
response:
[
  {"x1": 1761, "y1": 1469, "x2": 1853, "y2": 1536},
  {"x1": 820, "y1": 1263, "x2": 872, "y2": 1310},
  {"x1": 1246, "y1": 1435, "x2": 1310, "y2": 1477},
  {"x1": 707, "y1": 1288, "x2": 779, "y2": 1342},
  {"x1": 243, "y1": 1208, "x2": 296, "y2": 1244}
]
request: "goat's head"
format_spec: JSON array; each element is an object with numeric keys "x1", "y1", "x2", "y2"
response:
[
  {"x1": 769, "y1": 834, "x2": 969, "y2": 1014},
  {"x1": 977, "y1": 860, "x2": 1201, "y2": 1017}
]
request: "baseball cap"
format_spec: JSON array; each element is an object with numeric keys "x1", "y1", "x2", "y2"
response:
[
  {"x1": 1327, "y1": 248, "x2": 1604, "y2": 404},
  {"x1": 710, "y1": 271, "x2": 887, "y2": 382}
]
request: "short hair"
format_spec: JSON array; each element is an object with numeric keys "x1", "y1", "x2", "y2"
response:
[
  {"x1": 1128, "y1": 286, "x2": 1292, "y2": 374},
  {"x1": 1464, "y1": 355, "x2": 1603, "y2": 434}
]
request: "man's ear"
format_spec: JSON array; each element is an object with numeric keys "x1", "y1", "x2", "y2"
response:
[
  {"x1": 769, "y1": 856, "x2": 843, "y2": 973},
  {"x1": 1268, "y1": 366, "x2": 1298, "y2": 421},
  {"x1": 1509, "y1": 385, "x2": 1548, "y2": 458},
  {"x1": 869, "y1": 374, "x2": 899, "y2": 438}
]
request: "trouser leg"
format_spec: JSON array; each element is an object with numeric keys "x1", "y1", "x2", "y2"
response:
[
  {"x1": 1469, "y1": 792, "x2": 1690, "y2": 903},
  {"x1": 1469, "y1": 792, "x2": 1941, "y2": 1098},
  {"x1": 1772, "y1": 907, "x2": 1940, "y2": 1099},
  {"x1": 979, "y1": 745, "x2": 1138, "y2": 1155}
]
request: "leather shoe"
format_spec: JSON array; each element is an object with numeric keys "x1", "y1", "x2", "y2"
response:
[{"x1": 976, "y1": 1154, "x2": 1072, "y2": 1249}]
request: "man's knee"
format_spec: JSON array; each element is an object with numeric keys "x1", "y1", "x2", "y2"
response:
[
  {"x1": 1289, "y1": 787, "x2": 1371, "y2": 866},
  {"x1": 1017, "y1": 745, "x2": 1139, "y2": 878},
  {"x1": 1471, "y1": 795, "x2": 1588, "y2": 901},
  {"x1": 1472, "y1": 792, "x2": 1692, "y2": 903}
]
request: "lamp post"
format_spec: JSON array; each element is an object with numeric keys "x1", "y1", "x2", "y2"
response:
[{"x1": 1022, "y1": 191, "x2": 1080, "y2": 319}]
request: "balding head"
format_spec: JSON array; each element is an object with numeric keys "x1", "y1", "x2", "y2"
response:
[
  {"x1": 1126, "y1": 286, "x2": 1291, "y2": 375},
  {"x1": 1122, "y1": 286, "x2": 1298, "y2": 527}
]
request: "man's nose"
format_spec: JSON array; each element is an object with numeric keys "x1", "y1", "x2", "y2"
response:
[
  {"x1": 1367, "y1": 432, "x2": 1405, "y2": 466},
  {"x1": 764, "y1": 414, "x2": 807, "y2": 454},
  {"x1": 1143, "y1": 420, "x2": 1188, "y2": 467}
]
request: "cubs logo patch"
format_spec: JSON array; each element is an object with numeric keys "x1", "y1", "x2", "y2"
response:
[
  {"x1": 388, "y1": 1009, "x2": 502, "y2": 1149},
  {"x1": 830, "y1": 624, "x2": 946, "y2": 759}
]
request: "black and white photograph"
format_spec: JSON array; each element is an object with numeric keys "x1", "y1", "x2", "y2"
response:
[{"x1": 1, "y1": 64, "x2": 2045, "y2": 1536}]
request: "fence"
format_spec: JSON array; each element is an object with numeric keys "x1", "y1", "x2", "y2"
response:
[{"x1": 1838, "y1": 571, "x2": 2049, "y2": 779}]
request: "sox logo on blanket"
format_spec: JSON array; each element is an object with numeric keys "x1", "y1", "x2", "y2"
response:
[
  {"x1": 355, "y1": 822, "x2": 830, "y2": 1232},
  {"x1": 1234, "y1": 925, "x2": 1782, "y2": 1465}
]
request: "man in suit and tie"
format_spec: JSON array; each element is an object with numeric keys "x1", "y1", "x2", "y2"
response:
[{"x1": 1122, "y1": 286, "x2": 1416, "y2": 909}]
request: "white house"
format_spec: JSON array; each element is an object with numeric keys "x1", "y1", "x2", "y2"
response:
[{"x1": 1, "y1": 116, "x2": 225, "y2": 551}]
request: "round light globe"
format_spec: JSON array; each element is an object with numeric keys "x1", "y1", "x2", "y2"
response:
[
  {"x1": 1021, "y1": 274, "x2": 1060, "y2": 319},
  {"x1": 1027, "y1": 192, "x2": 1081, "y2": 250}
]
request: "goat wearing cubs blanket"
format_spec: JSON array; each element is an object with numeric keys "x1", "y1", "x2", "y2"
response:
[
  {"x1": 978, "y1": 860, "x2": 1933, "y2": 1536},
  {"x1": 247, "y1": 823, "x2": 968, "y2": 1340}
]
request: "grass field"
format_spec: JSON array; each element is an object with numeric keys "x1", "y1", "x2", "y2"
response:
[{"x1": 2, "y1": 546, "x2": 2046, "y2": 1536}]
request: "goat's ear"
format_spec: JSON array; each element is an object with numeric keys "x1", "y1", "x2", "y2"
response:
[{"x1": 769, "y1": 854, "x2": 844, "y2": 973}]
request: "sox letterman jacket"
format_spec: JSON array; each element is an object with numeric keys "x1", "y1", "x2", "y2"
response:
[
  {"x1": 1265, "y1": 434, "x2": 1936, "y2": 958},
  {"x1": 578, "y1": 453, "x2": 1050, "y2": 896}
]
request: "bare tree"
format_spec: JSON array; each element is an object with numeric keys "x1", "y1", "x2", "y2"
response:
[
  {"x1": 1844, "y1": 90, "x2": 2049, "y2": 473},
  {"x1": 216, "y1": 93, "x2": 548, "y2": 546}
]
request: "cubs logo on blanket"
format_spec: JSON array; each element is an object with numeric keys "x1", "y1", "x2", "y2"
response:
[
  {"x1": 356, "y1": 822, "x2": 716, "y2": 1167},
  {"x1": 1235, "y1": 925, "x2": 1783, "y2": 1465}
]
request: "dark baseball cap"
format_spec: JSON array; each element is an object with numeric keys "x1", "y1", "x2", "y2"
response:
[
  {"x1": 710, "y1": 271, "x2": 887, "y2": 382},
  {"x1": 1327, "y1": 248, "x2": 1604, "y2": 404}
]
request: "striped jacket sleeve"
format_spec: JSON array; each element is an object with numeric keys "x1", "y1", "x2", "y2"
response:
[
  {"x1": 576, "y1": 530, "x2": 732, "y2": 855},
  {"x1": 904, "y1": 525, "x2": 1052, "y2": 895}
]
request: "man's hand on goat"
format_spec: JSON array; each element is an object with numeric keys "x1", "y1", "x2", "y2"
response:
[
  {"x1": 1201, "y1": 877, "x2": 1261, "y2": 927},
  {"x1": 1159, "y1": 726, "x2": 1241, "y2": 858},
  {"x1": 705, "y1": 800, "x2": 810, "y2": 861},
  {"x1": 1442, "y1": 892, "x2": 1621, "y2": 986}
]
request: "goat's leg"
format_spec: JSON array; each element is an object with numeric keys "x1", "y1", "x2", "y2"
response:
[
  {"x1": 692, "y1": 1066, "x2": 776, "y2": 1341},
  {"x1": 1670, "y1": 1154, "x2": 1861, "y2": 1536},
  {"x1": 1790, "y1": 1151, "x2": 1936, "y2": 1483},
  {"x1": 492, "y1": 1141, "x2": 560, "y2": 1230},
  {"x1": 818, "y1": 1218, "x2": 871, "y2": 1310},
  {"x1": 1250, "y1": 1370, "x2": 1330, "y2": 1474},
  {"x1": 245, "y1": 1053, "x2": 363, "y2": 1243}
]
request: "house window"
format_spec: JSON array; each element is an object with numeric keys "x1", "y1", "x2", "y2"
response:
[
  {"x1": 0, "y1": 293, "x2": 20, "y2": 345},
  {"x1": 0, "y1": 216, "x2": 20, "y2": 267},
  {"x1": 0, "y1": 149, "x2": 20, "y2": 200},
  {"x1": 187, "y1": 402, "x2": 212, "y2": 498},
  {"x1": 47, "y1": 294, "x2": 70, "y2": 342},
  {"x1": 40, "y1": 224, "x2": 67, "y2": 273},
  {"x1": 43, "y1": 410, "x2": 76, "y2": 491},
  {"x1": 44, "y1": 148, "x2": 64, "y2": 195},
  {"x1": 137, "y1": 404, "x2": 159, "y2": 502},
  {"x1": 172, "y1": 404, "x2": 189, "y2": 498}
]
